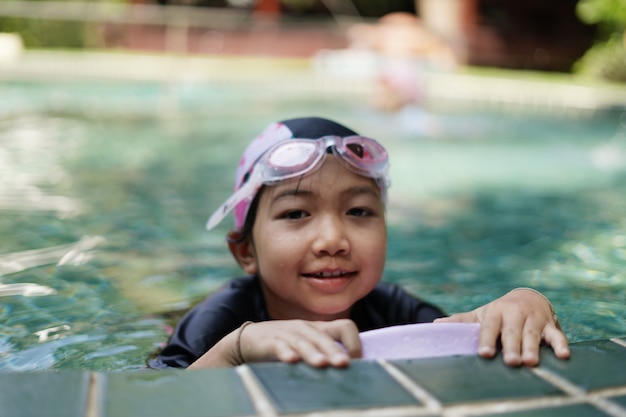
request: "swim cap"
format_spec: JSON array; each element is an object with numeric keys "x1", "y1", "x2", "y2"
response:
[{"x1": 231, "y1": 117, "x2": 361, "y2": 230}]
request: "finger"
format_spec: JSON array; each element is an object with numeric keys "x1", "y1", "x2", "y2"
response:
[
  {"x1": 273, "y1": 338, "x2": 301, "y2": 364},
  {"x1": 302, "y1": 322, "x2": 353, "y2": 367},
  {"x1": 499, "y1": 317, "x2": 524, "y2": 366},
  {"x1": 290, "y1": 335, "x2": 331, "y2": 368},
  {"x1": 321, "y1": 319, "x2": 362, "y2": 360},
  {"x1": 242, "y1": 323, "x2": 300, "y2": 364},
  {"x1": 292, "y1": 323, "x2": 353, "y2": 368},
  {"x1": 542, "y1": 324, "x2": 571, "y2": 360},
  {"x1": 520, "y1": 320, "x2": 542, "y2": 367},
  {"x1": 477, "y1": 314, "x2": 502, "y2": 359}
]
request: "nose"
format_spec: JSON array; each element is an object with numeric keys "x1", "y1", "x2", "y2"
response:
[{"x1": 311, "y1": 214, "x2": 350, "y2": 256}]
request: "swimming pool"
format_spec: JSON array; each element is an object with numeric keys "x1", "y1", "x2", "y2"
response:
[{"x1": 1, "y1": 78, "x2": 625, "y2": 371}]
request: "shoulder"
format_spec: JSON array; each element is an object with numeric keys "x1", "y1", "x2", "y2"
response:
[
  {"x1": 190, "y1": 275, "x2": 266, "y2": 321},
  {"x1": 150, "y1": 275, "x2": 267, "y2": 369}
]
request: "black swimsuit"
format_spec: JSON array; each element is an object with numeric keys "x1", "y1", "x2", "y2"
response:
[{"x1": 149, "y1": 275, "x2": 445, "y2": 369}]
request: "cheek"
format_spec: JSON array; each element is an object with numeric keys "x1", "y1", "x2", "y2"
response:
[
  {"x1": 263, "y1": 224, "x2": 306, "y2": 246},
  {"x1": 360, "y1": 228, "x2": 387, "y2": 263},
  {"x1": 272, "y1": 235, "x2": 308, "y2": 262},
  {"x1": 255, "y1": 227, "x2": 306, "y2": 264}
]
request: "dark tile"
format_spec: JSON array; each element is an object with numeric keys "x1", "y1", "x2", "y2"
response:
[
  {"x1": 609, "y1": 394, "x2": 626, "y2": 409},
  {"x1": 539, "y1": 340, "x2": 626, "y2": 391},
  {"x1": 392, "y1": 355, "x2": 563, "y2": 405},
  {"x1": 482, "y1": 403, "x2": 612, "y2": 417},
  {"x1": 101, "y1": 369, "x2": 256, "y2": 417},
  {"x1": 0, "y1": 370, "x2": 89, "y2": 417},
  {"x1": 249, "y1": 360, "x2": 419, "y2": 413}
]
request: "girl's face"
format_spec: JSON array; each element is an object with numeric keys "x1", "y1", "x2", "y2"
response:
[{"x1": 232, "y1": 156, "x2": 387, "y2": 321}]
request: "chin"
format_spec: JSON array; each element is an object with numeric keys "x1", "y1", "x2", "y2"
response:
[{"x1": 307, "y1": 303, "x2": 353, "y2": 320}]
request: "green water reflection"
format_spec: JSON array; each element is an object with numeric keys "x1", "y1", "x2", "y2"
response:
[{"x1": 0, "y1": 81, "x2": 625, "y2": 371}]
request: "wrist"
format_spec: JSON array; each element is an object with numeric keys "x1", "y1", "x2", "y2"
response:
[
  {"x1": 234, "y1": 321, "x2": 253, "y2": 365},
  {"x1": 511, "y1": 287, "x2": 559, "y2": 326}
]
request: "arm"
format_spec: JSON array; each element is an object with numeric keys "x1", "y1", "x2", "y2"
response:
[
  {"x1": 435, "y1": 287, "x2": 570, "y2": 366},
  {"x1": 188, "y1": 319, "x2": 363, "y2": 369}
]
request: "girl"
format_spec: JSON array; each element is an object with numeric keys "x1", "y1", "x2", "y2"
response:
[{"x1": 150, "y1": 117, "x2": 569, "y2": 369}]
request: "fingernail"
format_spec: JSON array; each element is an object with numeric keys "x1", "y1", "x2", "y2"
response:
[
  {"x1": 522, "y1": 354, "x2": 539, "y2": 367},
  {"x1": 310, "y1": 353, "x2": 326, "y2": 365},
  {"x1": 332, "y1": 352, "x2": 348, "y2": 362},
  {"x1": 478, "y1": 346, "x2": 495, "y2": 356},
  {"x1": 504, "y1": 352, "x2": 522, "y2": 366}
]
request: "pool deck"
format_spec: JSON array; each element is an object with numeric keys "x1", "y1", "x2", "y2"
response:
[
  {"x1": 2, "y1": 49, "x2": 626, "y2": 115},
  {"x1": 2, "y1": 337, "x2": 626, "y2": 417}
]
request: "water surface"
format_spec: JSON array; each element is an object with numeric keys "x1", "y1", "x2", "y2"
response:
[{"x1": 1, "y1": 80, "x2": 625, "y2": 371}]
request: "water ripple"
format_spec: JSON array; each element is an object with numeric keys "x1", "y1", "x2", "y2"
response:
[{"x1": 0, "y1": 235, "x2": 104, "y2": 276}]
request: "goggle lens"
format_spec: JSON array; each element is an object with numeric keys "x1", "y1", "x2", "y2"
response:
[
  {"x1": 265, "y1": 141, "x2": 322, "y2": 179},
  {"x1": 336, "y1": 136, "x2": 388, "y2": 175}
]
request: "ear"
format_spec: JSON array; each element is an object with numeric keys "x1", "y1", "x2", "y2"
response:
[{"x1": 227, "y1": 231, "x2": 258, "y2": 275}]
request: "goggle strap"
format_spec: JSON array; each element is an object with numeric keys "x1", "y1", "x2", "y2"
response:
[{"x1": 206, "y1": 172, "x2": 258, "y2": 231}]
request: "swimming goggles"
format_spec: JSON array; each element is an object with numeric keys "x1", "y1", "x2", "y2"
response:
[{"x1": 206, "y1": 135, "x2": 390, "y2": 231}]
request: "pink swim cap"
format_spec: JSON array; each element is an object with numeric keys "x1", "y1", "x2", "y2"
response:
[{"x1": 231, "y1": 117, "x2": 360, "y2": 230}]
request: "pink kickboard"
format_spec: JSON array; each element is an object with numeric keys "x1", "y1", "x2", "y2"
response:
[{"x1": 360, "y1": 322, "x2": 480, "y2": 360}]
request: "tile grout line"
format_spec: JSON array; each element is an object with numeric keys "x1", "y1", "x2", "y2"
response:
[
  {"x1": 442, "y1": 396, "x2": 588, "y2": 417},
  {"x1": 588, "y1": 385, "x2": 626, "y2": 417},
  {"x1": 442, "y1": 378, "x2": 626, "y2": 417},
  {"x1": 611, "y1": 338, "x2": 626, "y2": 349},
  {"x1": 530, "y1": 367, "x2": 586, "y2": 397},
  {"x1": 289, "y1": 405, "x2": 436, "y2": 417},
  {"x1": 531, "y1": 367, "x2": 626, "y2": 417},
  {"x1": 236, "y1": 365, "x2": 279, "y2": 417},
  {"x1": 589, "y1": 397, "x2": 626, "y2": 417},
  {"x1": 85, "y1": 372, "x2": 101, "y2": 417},
  {"x1": 588, "y1": 398, "x2": 626, "y2": 417},
  {"x1": 594, "y1": 386, "x2": 626, "y2": 399},
  {"x1": 377, "y1": 360, "x2": 442, "y2": 414}
]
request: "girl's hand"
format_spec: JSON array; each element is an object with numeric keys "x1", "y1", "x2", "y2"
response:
[
  {"x1": 189, "y1": 319, "x2": 362, "y2": 369},
  {"x1": 238, "y1": 319, "x2": 362, "y2": 367},
  {"x1": 434, "y1": 288, "x2": 570, "y2": 366}
]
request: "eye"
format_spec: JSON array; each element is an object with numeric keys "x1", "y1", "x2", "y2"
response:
[
  {"x1": 347, "y1": 207, "x2": 372, "y2": 217},
  {"x1": 282, "y1": 210, "x2": 309, "y2": 220}
]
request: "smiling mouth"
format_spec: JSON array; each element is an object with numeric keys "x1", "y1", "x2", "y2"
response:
[{"x1": 302, "y1": 271, "x2": 356, "y2": 279}]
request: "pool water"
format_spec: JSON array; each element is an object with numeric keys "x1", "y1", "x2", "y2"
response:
[{"x1": 1, "y1": 80, "x2": 625, "y2": 371}]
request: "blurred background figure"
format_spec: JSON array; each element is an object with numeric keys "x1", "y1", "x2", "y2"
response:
[{"x1": 347, "y1": 11, "x2": 457, "y2": 111}]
